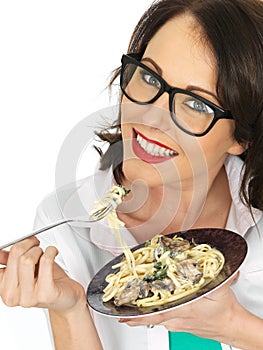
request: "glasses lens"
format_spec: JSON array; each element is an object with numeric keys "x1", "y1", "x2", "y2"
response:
[
  {"x1": 172, "y1": 93, "x2": 215, "y2": 135},
  {"x1": 121, "y1": 62, "x2": 162, "y2": 103}
]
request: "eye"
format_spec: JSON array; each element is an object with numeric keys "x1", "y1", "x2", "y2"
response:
[
  {"x1": 139, "y1": 69, "x2": 161, "y2": 89},
  {"x1": 184, "y1": 98, "x2": 214, "y2": 114}
]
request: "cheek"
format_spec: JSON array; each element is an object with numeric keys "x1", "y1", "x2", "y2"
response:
[
  {"x1": 199, "y1": 122, "x2": 236, "y2": 164},
  {"x1": 121, "y1": 123, "x2": 134, "y2": 163},
  {"x1": 121, "y1": 99, "x2": 140, "y2": 125},
  {"x1": 121, "y1": 123, "x2": 131, "y2": 142}
]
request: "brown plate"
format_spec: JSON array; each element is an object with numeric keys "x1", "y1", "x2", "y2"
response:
[{"x1": 86, "y1": 228, "x2": 247, "y2": 318}]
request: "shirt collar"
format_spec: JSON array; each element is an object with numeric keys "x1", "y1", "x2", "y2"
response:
[{"x1": 224, "y1": 155, "x2": 262, "y2": 236}]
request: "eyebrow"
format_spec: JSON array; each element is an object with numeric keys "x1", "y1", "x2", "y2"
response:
[
  {"x1": 186, "y1": 85, "x2": 219, "y2": 103},
  {"x1": 141, "y1": 57, "x2": 219, "y2": 103},
  {"x1": 141, "y1": 57, "x2": 163, "y2": 76}
]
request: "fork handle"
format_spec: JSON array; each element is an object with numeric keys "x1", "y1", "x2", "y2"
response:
[{"x1": 0, "y1": 218, "x2": 73, "y2": 250}]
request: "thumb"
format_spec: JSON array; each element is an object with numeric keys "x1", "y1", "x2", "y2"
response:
[{"x1": 225, "y1": 271, "x2": 240, "y2": 285}]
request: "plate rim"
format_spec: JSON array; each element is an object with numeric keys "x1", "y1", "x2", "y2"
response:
[{"x1": 87, "y1": 228, "x2": 248, "y2": 318}]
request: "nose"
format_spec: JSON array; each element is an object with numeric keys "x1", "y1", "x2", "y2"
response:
[{"x1": 141, "y1": 92, "x2": 172, "y2": 131}]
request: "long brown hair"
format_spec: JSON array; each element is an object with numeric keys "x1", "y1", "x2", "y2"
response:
[{"x1": 97, "y1": 0, "x2": 263, "y2": 210}]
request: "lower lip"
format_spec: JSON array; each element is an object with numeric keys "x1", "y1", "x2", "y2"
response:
[{"x1": 132, "y1": 133, "x2": 178, "y2": 164}]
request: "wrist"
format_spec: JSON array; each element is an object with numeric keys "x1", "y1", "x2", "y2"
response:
[
  {"x1": 49, "y1": 293, "x2": 102, "y2": 350},
  {"x1": 223, "y1": 303, "x2": 263, "y2": 350},
  {"x1": 50, "y1": 289, "x2": 88, "y2": 319}
]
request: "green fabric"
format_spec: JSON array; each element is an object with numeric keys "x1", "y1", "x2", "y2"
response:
[{"x1": 169, "y1": 332, "x2": 222, "y2": 350}]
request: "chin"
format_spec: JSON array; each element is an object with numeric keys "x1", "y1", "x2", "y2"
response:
[{"x1": 122, "y1": 158, "x2": 164, "y2": 188}]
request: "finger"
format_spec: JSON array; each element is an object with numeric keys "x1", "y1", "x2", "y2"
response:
[
  {"x1": 119, "y1": 313, "x2": 164, "y2": 327},
  {"x1": 1, "y1": 237, "x2": 40, "y2": 303},
  {"x1": 37, "y1": 246, "x2": 58, "y2": 292},
  {"x1": 18, "y1": 246, "x2": 44, "y2": 307},
  {"x1": 119, "y1": 318, "x2": 145, "y2": 327},
  {"x1": 0, "y1": 250, "x2": 9, "y2": 266},
  {"x1": 0, "y1": 250, "x2": 10, "y2": 286},
  {"x1": 230, "y1": 271, "x2": 239, "y2": 281},
  {"x1": 0, "y1": 267, "x2": 6, "y2": 284},
  {"x1": 8, "y1": 236, "x2": 40, "y2": 256}
]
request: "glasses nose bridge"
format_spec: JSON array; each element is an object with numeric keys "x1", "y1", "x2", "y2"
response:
[
  {"x1": 153, "y1": 81, "x2": 173, "y2": 109},
  {"x1": 162, "y1": 80, "x2": 177, "y2": 101},
  {"x1": 144, "y1": 82, "x2": 174, "y2": 125}
]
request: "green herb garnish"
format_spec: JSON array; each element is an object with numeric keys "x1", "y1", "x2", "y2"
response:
[{"x1": 143, "y1": 262, "x2": 168, "y2": 282}]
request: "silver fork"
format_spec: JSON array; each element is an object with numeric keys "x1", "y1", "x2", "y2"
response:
[
  {"x1": 0, "y1": 185, "x2": 130, "y2": 250},
  {"x1": 0, "y1": 205, "x2": 114, "y2": 250}
]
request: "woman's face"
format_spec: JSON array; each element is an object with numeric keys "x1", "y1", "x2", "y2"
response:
[{"x1": 121, "y1": 14, "x2": 243, "y2": 190}]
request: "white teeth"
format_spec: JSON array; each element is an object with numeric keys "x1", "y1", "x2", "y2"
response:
[
  {"x1": 136, "y1": 133, "x2": 177, "y2": 157},
  {"x1": 145, "y1": 143, "x2": 155, "y2": 154},
  {"x1": 152, "y1": 145, "x2": 160, "y2": 156},
  {"x1": 141, "y1": 138, "x2": 147, "y2": 150}
]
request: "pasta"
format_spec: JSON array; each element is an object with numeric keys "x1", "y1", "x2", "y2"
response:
[
  {"x1": 89, "y1": 185, "x2": 225, "y2": 308},
  {"x1": 102, "y1": 234, "x2": 225, "y2": 307},
  {"x1": 89, "y1": 185, "x2": 136, "y2": 274}
]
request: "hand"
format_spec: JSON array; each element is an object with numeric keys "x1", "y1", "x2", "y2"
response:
[
  {"x1": 119, "y1": 275, "x2": 241, "y2": 343},
  {"x1": 0, "y1": 237, "x2": 85, "y2": 315}
]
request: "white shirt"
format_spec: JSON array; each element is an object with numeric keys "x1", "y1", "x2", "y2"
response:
[{"x1": 35, "y1": 155, "x2": 263, "y2": 350}]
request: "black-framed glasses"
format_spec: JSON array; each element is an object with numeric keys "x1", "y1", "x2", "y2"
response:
[{"x1": 120, "y1": 54, "x2": 233, "y2": 137}]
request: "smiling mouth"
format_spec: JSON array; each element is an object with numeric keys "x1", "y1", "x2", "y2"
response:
[{"x1": 132, "y1": 129, "x2": 178, "y2": 163}]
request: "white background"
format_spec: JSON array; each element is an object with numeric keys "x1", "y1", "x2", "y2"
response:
[{"x1": 0, "y1": 1, "x2": 153, "y2": 348}]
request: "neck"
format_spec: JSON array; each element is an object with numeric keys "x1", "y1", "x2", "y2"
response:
[{"x1": 118, "y1": 166, "x2": 231, "y2": 243}]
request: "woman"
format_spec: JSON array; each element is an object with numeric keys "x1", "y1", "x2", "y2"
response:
[{"x1": 1, "y1": 0, "x2": 263, "y2": 349}]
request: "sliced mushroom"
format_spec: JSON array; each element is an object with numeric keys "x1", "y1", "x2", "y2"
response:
[
  {"x1": 160, "y1": 236, "x2": 191, "y2": 253},
  {"x1": 176, "y1": 259, "x2": 203, "y2": 284},
  {"x1": 114, "y1": 279, "x2": 150, "y2": 306},
  {"x1": 151, "y1": 277, "x2": 175, "y2": 292}
]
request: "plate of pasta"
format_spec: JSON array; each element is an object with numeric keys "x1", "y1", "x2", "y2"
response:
[{"x1": 87, "y1": 228, "x2": 247, "y2": 317}]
